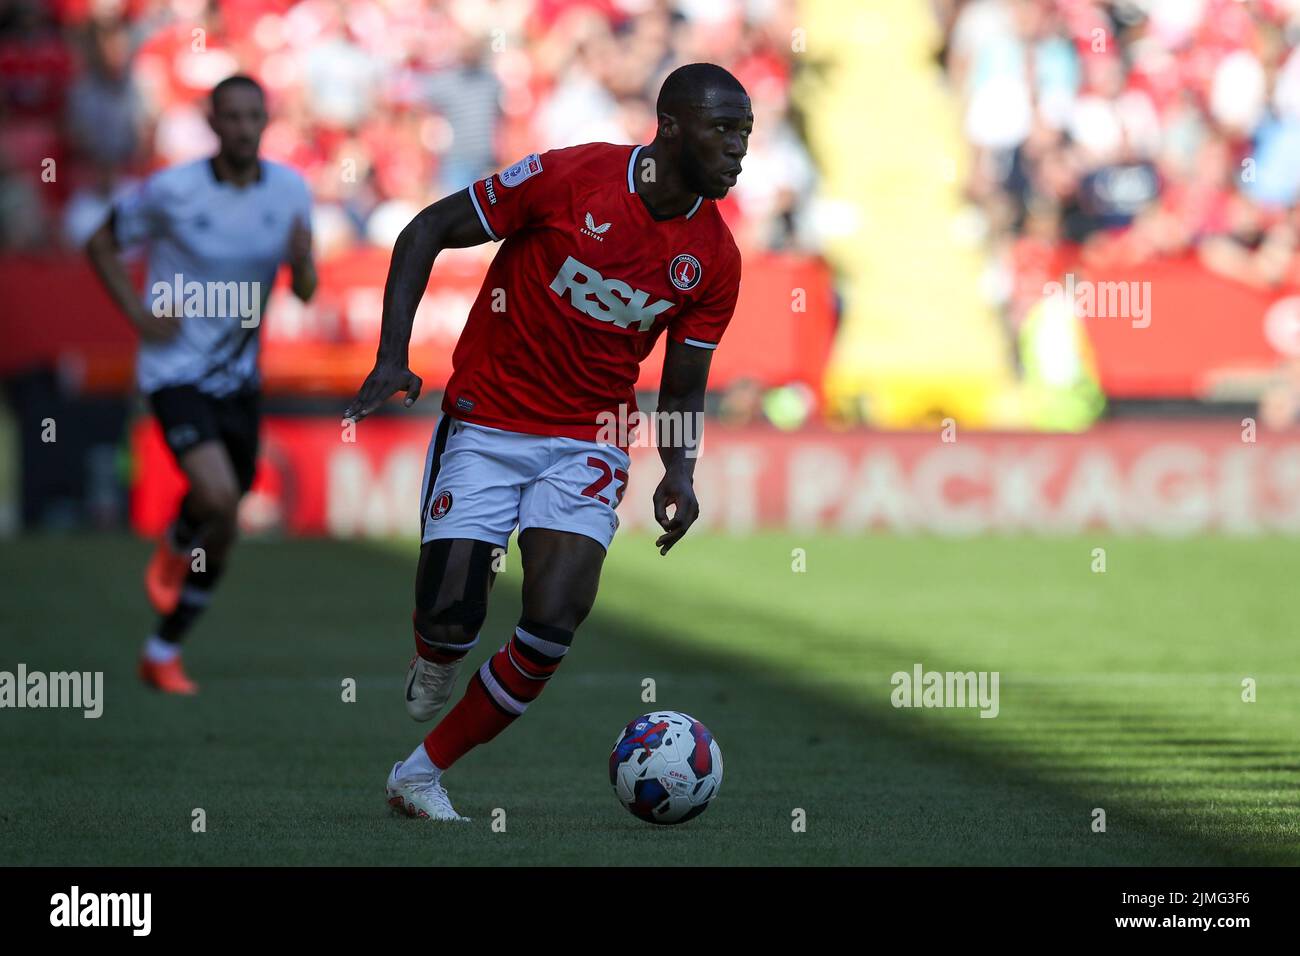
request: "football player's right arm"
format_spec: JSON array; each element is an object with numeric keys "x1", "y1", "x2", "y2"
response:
[
  {"x1": 344, "y1": 189, "x2": 491, "y2": 422},
  {"x1": 85, "y1": 216, "x2": 179, "y2": 343}
]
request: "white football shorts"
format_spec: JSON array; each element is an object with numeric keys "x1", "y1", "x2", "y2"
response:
[{"x1": 419, "y1": 414, "x2": 631, "y2": 552}]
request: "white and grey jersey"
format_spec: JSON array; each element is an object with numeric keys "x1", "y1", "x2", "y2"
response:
[{"x1": 113, "y1": 158, "x2": 312, "y2": 397}]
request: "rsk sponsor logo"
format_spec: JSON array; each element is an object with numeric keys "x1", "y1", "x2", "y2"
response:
[{"x1": 549, "y1": 256, "x2": 674, "y2": 331}]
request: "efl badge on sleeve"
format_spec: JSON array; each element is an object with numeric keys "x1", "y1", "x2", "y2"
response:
[{"x1": 500, "y1": 153, "x2": 543, "y2": 188}]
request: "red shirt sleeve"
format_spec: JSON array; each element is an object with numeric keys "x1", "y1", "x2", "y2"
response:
[
  {"x1": 467, "y1": 151, "x2": 552, "y2": 241},
  {"x1": 668, "y1": 241, "x2": 742, "y2": 350}
]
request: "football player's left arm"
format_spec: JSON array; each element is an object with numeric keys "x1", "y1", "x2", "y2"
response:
[
  {"x1": 287, "y1": 181, "x2": 317, "y2": 303},
  {"x1": 652, "y1": 340, "x2": 713, "y2": 555},
  {"x1": 287, "y1": 216, "x2": 317, "y2": 303}
]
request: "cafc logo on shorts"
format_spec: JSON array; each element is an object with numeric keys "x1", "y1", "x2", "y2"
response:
[
  {"x1": 549, "y1": 255, "x2": 674, "y2": 331},
  {"x1": 669, "y1": 254, "x2": 702, "y2": 292},
  {"x1": 167, "y1": 424, "x2": 200, "y2": 450},
  {"x1": 429, "y1": 490, "x2": 453, "y2": 520}
]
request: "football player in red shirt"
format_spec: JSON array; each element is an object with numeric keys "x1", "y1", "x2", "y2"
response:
[{"x1": 345, "y1": 63, "x2": 749, "y2": 821}]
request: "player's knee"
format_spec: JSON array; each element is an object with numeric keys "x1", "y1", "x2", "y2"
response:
[
  {"x1": 191, "y1": 483, "x2": 240, "y2": 526},
  {"x1": 210, "y1": 488, "x2": 241, "y2": 527},
  {"x1": 413, "y1": 539, "x2": 496, "y2": 646}
]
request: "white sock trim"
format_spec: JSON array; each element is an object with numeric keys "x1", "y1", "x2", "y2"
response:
[{"x1": 144, "y1": 635, "x2": 181, "y2": 663}]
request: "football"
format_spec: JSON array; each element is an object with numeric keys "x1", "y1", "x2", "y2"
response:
[{"x1": 609, "y1": 711, "x2": 723, "y2": 825}]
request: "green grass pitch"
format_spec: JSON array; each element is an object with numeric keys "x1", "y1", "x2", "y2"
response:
[{"x1": 2, "y1": 532, "x2": 1299, "y2": 865}]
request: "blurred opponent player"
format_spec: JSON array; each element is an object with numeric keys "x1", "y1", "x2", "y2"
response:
[
  {"x1": 86, "y1": 75, "x2": 316, "y2": 694},
  {"x1": 345, "y1": 63, "x2": 749, "y2": 820}
]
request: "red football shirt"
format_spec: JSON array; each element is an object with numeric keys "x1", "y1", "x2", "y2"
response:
[{"x1": 443, "y1": 142, "x2": 742, "y2": 440}]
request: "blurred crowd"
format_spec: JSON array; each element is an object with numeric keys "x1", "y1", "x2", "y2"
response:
[
  {"x1": 0, "y1": 0, "x2": 817, "y2": 257},
  {"x1": 938, "y1": 0, "x2": 1300, "y2": 327}
]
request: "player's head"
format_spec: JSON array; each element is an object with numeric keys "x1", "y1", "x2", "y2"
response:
[
  {"x1": 209, "y1": 75, "x2": 267, "y2": 167},
  {"x1": 653, "y1": 63, "x2": 751, "y2": 200}
]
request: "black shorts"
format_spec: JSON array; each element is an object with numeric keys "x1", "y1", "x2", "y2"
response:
[{"x1": 148, "y1": 385, "x2": 261, "y2": 492}]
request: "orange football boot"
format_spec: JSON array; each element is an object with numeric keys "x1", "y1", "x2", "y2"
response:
[
  {"x1": 145, "y1": 535, "x2": 191, "y2": 615},
  {"x1": 138, "y1": 656, "x2": 198, "y2": 695}
]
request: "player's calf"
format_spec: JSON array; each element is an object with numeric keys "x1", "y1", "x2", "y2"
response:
[
  {"x1": 406, "y1": 538, "x2": 496, "y2": 720},
  {"x1": 406, "y1": 609, "x2": 481, "y2": 722},
  {"x1": 420, "y1": 618, "x2": 574, "y2": 770}
]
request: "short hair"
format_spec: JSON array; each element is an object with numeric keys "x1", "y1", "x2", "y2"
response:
[
  {"x1": 210, "y1": 74, "x2": 264, "y2": 111},
  {"x1": 656, "y1": 63, "x2": 747, "y2": 116}
]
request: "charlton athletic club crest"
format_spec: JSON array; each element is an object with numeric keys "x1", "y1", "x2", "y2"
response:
[
  {"x1": 429, "y1": 490, "x2": 453, "y2": 520},
  {"x1": 669, "y1": 253, "x2": 702, "y2": 291}
]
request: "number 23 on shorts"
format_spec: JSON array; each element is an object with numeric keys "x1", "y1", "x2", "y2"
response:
[{"x1": 581, "y1": 456, "x2": 627, "y2": 506}]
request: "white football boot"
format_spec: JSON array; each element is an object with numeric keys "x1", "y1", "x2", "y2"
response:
[
  {"x1": 385, "y1": 761, "x2": 470, "y2": 822},
  {"x1": 404, "y1": 654, "x2": 464, "y2": 721}
]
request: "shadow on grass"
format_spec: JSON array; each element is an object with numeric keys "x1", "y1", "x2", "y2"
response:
[{"x1": 575, "y1": 559, "x2": 1298, "y2": 866}]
